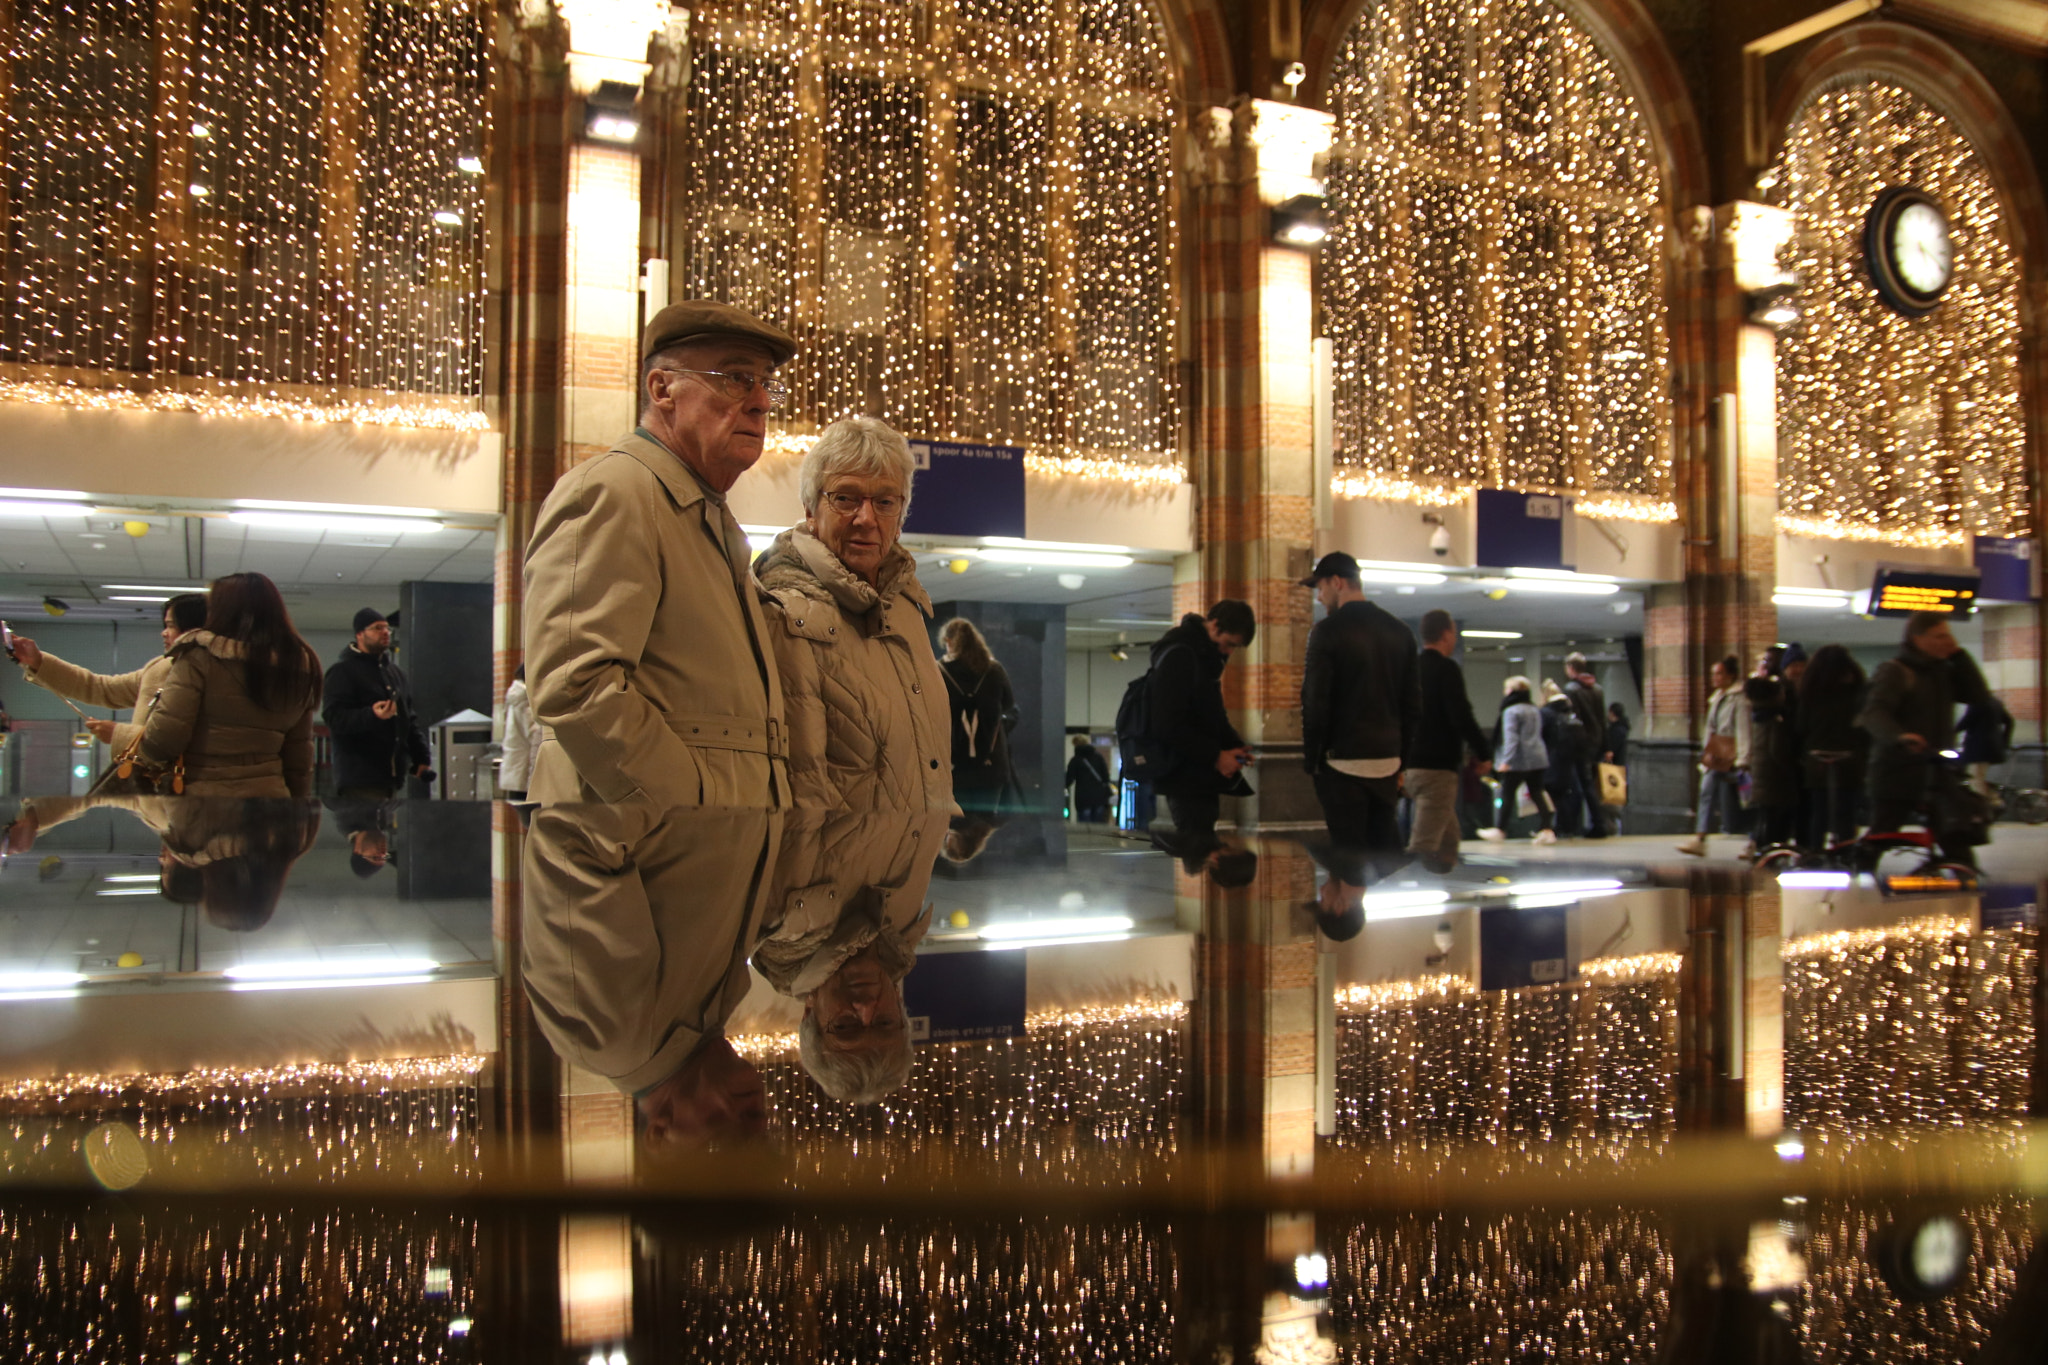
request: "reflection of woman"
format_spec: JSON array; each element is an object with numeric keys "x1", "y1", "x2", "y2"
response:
[
  {"x1": 4, "y1": 794, "x2": 319, "y2": 928},
  {"x1": 138, "y1": 573, "x2": 322, "y2": 797},
  {"x1": 1477, "y1": 675, "x2": 1553, "y2": 844},
  {"x1": 10, "y1": 593, "x2": 209, "y2": 753},
  {"x1": 755, "y1": 418, "x2": 952, "y2": 811},
  {"x1": 938, "y1": 618, "x2": 1018, "y2": 812}
]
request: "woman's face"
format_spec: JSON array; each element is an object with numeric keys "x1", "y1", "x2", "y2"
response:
[
  {"x1": 808, "y1": 470, "x2": 905, "y2": 586},
  {"x1": 161, "y1": 609, "x2": 181, "y2": 652}
]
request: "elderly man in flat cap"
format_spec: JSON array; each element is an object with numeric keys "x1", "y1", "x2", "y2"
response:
[{"x1": 523, "y1": 301, "x2": 795, "y2": 806}]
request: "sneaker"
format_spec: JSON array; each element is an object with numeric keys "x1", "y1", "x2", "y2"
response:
[
  {"x1": 1533, "y1": 829, "x2": 1557, "y2": 845},
  {"x1": 1675, "y1": 836, "x2": 1707, "y2": 857},
  {"x1": 1477, "y1": 827, "x2": 1506, "y2": 842}
]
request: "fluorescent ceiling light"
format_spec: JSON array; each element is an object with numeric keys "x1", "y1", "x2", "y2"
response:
[
  {"x1": 1359, "y1": 568, "x2": 1447, "y2": 586},
  {"x1": 1481, "y1": 577, "x2": 1619, "y2": 597},
  {"x1": 1462, "y1": 630, "x2": 1523, "y2": 640},
  {"x1": 0, "y1": 486, "x2": 90, "y2": 500},
  {"x1": 1500, "y1": 878, "x2": 1623, "y2": 896},
  {"x1": 1773, "y1": 590, "x2": 1851, "y2": 608},
  {"x1": 1361, "y1": 889, "x2": 1451, "y2": 921},
  {"x1": 0, "y1": 971, "x2": 85, "y2": 990},
  {"x1": 0, "y1": 989, "x2": 82, "y2": 1003},
  {"x1": 234, "y1": 498, "x2": 440, "y2": 518},
  {"x1": 981, "y1": 536, "x2": 1134, "y2": 555},
  {"x1": 976, "y1": 932, "x2": 1134, "y2": 951},
  {"x1": 108, "y1": 595, "x2": 174, "y2": 604},
  {"x1": 1506, "y1": 567, "x2": 1619, "y2": 583},
  {"x1": 1511, "y1": 893, "x2": 1587, "y2": 909},
  {"x1": 745, "y1": 534, "x2": 777, "y2": 553},
  {"x1": 230, "y1": 973, "x2": 435, "y2": 993},
  {"x1": 229, "y1": 511, "x2": 446, "y2": 536},
  {"x1": 0, "y1": 499, "x2": 88, "y2": 517},
  {"x1": 101, "y1": 874, "x2": 159, "y2": 883},
  {"x1": 979, "y1": 916, "x2": 1134, "y2": 941},
  {"x1": 1778, "y1": 871, "x2": 1852, "y2": 890},
  {"x1": 224, "y1": 957, "x2": 436, "y2": 980},
  {"x1": 977, "y1": 549, "x2": 1134, "y2": 569},
  {"x1": 102, "y1": 584, "x2": 208, "y2": 592},
  {"x1": 1096, "y1": 617, "x2": 1175, "y2": 628},
  {"x1": 96, "y1": 887, "x2": 163, "y2": 897}
]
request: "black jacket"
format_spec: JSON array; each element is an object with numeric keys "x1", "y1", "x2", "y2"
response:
[
  {"x1": 1147, "y1": 614, "x2": 1248, "y2": 797},
  {"x1": 1410, "y1": 648, "x2": 1490, "y2": 771},
  {"x1": 1858, "y1": 646, "x2": 1990, "y2": 804},
  {"x1": 940, "y1": 657, "x2": 1017, "y2": 805},
  {"x1": 1301, "y1": 599, "x2": 1419, "y2": 775},
  {"x1": 1563, "y1": 676, "x2": 1606, "y2": 764},
  {"x1": 1541, "y1": 699, "x2": 1583, "y2": 783},
  {"x1": 1065, "y1": 746, "x2": 1110, "y2": 804},
  {"x1": 321, "y1": 645, "x2": 432, "y2": 790},
  {"x1": 1744, "y1": 675, "x2": 1800, "y2": 809}
]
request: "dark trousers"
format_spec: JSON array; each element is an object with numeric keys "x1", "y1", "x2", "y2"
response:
[
  {"x1": 1165, "y1": 792, "x2": 1220, "y2": 840},
  {"x1": 1548, "y1": 776, "x2": 1582, "y2": 840},
  {"x1": 1495, "y1": 769, "x2": 1553, "y2": 832},
  {"x1": 1576, "y1": 762, "x2": 1609, "y2": 836},
  {"x1": 1312, "y1": 769, "x2": 1404, "y2": 886}
]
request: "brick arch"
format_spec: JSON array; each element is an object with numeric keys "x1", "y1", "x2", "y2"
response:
[
  {"x1": 1299, "y1": 0, "x2": 1706, "y2": 211},
  {"x1": 1149, "y1": 0, "x2": 1238, "y2": 113},
  {"x1": 1768, "y1": 20, "x2": 2048, "y2": 282}
]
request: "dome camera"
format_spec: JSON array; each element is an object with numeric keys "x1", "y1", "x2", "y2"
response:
[{"x1": 1429, "y1": 524, "x2": 1452, "y2": 557}]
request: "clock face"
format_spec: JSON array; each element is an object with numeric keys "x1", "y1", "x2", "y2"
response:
[{"x1": 1891, "y1": 200, "x2": 1953, "y2": 297}]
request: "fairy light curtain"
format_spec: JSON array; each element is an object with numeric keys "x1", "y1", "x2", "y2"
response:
[
  {"x1": 0, "y1": 0, "x2": 486, "y2": 428},
  {"x1": 1775, "y1": 78, "x2": 2029, "y2": 547},
  {"x1": 1322, "y1": 0, "x2": 1673, "y2": 520},
  {"x1": 672, "y1": 0, "x2": 1180, "y2": 483}
]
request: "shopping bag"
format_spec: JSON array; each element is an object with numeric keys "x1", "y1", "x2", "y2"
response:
[{"x1": 1597, "y1": 761, "x2": 1627, "y2": 807}]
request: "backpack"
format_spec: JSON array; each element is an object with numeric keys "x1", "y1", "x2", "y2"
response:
[{"x1": 1114, "y1": 645, "x2": 1186, "y2": 781}]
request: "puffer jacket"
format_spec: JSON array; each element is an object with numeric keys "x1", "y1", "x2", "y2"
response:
[
  {"x1": 136, "y1": 631, "x2": 319, "y2": 797},
  {"x1": 21, "y1": 647, "x2": 175, "y2": 754},
  {"x1": 754, "y1": 808, "x2": 945, "y2": 998},
  {"x1": 1493, "y1": 692, "x2": 1547, "y2": 773},
  {"x1": 755, "y1": 528, "x2": 954, "y2": 812},
  {"x1": 1858, "y1": 645, "x2": 1991, "y2": 805}
]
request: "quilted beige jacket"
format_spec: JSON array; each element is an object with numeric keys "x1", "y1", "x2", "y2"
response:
[
  {"x1": 136, "y1": 631, "x2": 318, "y2": 798},
  {"x1": 754, "y1": 528, "x2": 953, "y2": 812}
]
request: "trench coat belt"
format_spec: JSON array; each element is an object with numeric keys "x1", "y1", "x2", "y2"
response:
[{"x1": 662, "y1": 713, "x2": 788, "y2": 759}]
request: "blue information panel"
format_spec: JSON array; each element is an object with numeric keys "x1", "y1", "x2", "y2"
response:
[
  {"x1": 1478, "y1": 904, "x2": 1570, "y2": 991},
  {"x1": 1974, "y1": 536, "x2": 2038, "y2": 602},
  {"x1": 1980, "y1": 882, "x2": 2038, "y2": 931},
  {"x1": 1474, "y1": 488, "x2": 1572, "y2": 571},
  {"x1": 903, "y1": 948, "x2": 1028, "y2": 1045},
  {"x1": 903, "y1": 439, "x2": 1027, "y2": 539}
]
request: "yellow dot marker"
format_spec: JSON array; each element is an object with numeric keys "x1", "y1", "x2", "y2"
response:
[{"x1": 949, "y1": 909, "x2": 971, "y2": 928}]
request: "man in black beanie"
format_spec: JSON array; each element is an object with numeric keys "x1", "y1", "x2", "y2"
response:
[{"x1": 323, "y1": 607, "x2": 433, "y2": 800}]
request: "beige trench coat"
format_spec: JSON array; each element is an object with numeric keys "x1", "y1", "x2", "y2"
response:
[
  {"x1": 523, "y1": 430, "x2": 788, "y2": 807},
  {"x1": 21, "y1": 648, "x2": 174, "y2": 754},
  {"x1": 137, "y1": 632, "x2": 318, "y2": 798},
  {"x1": 754, "y1": 529, "x2": 954, "y2": 812},
  {"x1": 521, "y1": 803, "x2": 782, "y2": 1095}
]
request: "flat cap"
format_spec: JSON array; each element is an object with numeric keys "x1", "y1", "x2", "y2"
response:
[{"x1": 641, "y1": 300, "x2": 797, "y2": 366}]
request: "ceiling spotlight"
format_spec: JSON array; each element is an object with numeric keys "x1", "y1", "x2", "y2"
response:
[
  {"x1": 1057, "y1": 573, "x2": 1086, "y2": 590},
  {"x1": 1271, "y1": 191, "x2": 1328, "y2": 249},
  {"x1": 584, "y1": 81, "x2": 642, "y2": 146},
  {"x1": 1109, "y1": 644, "x2": 1129, "y2": 662},
  {"x1": 42, "y1": 596, "x2": 69, "y2": 617}
]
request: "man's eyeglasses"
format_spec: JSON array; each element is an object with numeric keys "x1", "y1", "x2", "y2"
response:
[
  {"x1": 821, "y1": 489, "x2": 905, "y2": 521},
  {"x1": 662, "y1": 367, "x2": 788, "y2": 409}
]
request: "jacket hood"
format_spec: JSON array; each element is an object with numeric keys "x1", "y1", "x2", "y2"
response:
[
  {"x1": 755, "y1": 527, "x2": 932, "y2": 621},
  {"x1": 1152, "y1": 613, "x2": 1221, "y2": 672},
  {"x1": 170, "y1": 630, "x2": 248, "y2": 663}
]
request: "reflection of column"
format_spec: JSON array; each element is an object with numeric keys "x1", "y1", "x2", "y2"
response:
[
  {"x1": 1674, "y1": 871, "x2": 1782, "y2": 1133},
  {"x1": 1185, "y1": 100, "x2": 1331, "y2": 827}
]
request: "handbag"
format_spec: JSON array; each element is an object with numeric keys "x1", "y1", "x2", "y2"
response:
[
  {"x1": 1701, "y1": 732, "x2": 1735, "y2": 772},
  {"x1": 86, "y1": 691, "x2": 185, "y2": 796},
  {"x1": 1598, "y1": 761, "x2": 1628, "y2": 807}
]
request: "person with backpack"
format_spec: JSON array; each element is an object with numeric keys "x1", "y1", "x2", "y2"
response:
[
  {"x1": 1064, "y1": 735, "x2": 1112, "y2": 824},
  {"x1": 937, "y1": 617, "x2": 1020, "y2": 814},
  {"x1": 1300, "y1": 553, "x2": 1418, "y2": 882},
  {"x1": 1118, "y1": 599, "x2": 1257, "y2": 843},
  {"x1": 1538, "y1": 679, "x2": 1586, "y2": 838}
]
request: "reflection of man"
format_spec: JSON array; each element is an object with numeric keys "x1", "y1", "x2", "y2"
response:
[
  {"x1": 523, "y1": 301, "x2": 794, "y2": 806},
  {"x1": 521, "y1": 803, "x2": 782, "y2": 1150},
  {"x1": 323, "y1": 609, "x2": 432, "y2": 801},
  {"x1": 1145, "y1": 600, "x2": 1257, "y2": 842},
  {"x1": 1406, "y1": 610, "x2": 1491, "y2": 872},
  {"x1": 756, "y1": 811, "x2": 946, "y2": 1104},
  {"x1": 1562, "y1": 651, "x2": 1610, "y2": 838},
  {"x1": 325, "y1": 796, "x2": 397, "y2": 878}
]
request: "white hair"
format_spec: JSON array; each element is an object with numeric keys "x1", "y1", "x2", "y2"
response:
[
  {"x1": 799, "y1": 417, "x2": 916, "y2": 517},
  {"x1": 797, "y1": 1004, "x2": 914, "y2": 1105}
]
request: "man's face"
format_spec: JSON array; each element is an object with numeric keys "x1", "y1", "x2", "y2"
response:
[
  {"x1": 1204, "y1": 617, "x2": 1247, "y2": 657},
  {"x1": 645, "y1": 337, "x2": 779, "y2": 493},
  {"x1": 806, "y1": 944, "x2": 906, "y2": 1053},
  {"x1": 356, "y1": 621, "x2": 391, "y2": 654},
  {"x1": 1913, "y1": 621, "x2": 1960, "y2": 659},
  {"x1": 639, "y1": 1035, "x2": 767, "y2": 1148},
  {"x1": 350, "y1": 830, "x2": 389, "y2": 867},
  {"x1": 807, "y1": 471, "x2": 905, "y2": 585},
  {"x1": 1441, "y1": 624, "x2": 1461, "y2": 654},
  {"x1": 1313, "y1": 577, "x2": 1342, "y2": 615}
]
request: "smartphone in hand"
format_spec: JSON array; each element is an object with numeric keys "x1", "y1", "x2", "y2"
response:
[{"x1": 0, "y1": 619, "x2": 14, "y2": 660}]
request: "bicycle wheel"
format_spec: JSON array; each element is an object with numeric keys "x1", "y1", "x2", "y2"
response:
[{"x1": 2010, "y1": 789, "x2": 2048, "y2": 825}]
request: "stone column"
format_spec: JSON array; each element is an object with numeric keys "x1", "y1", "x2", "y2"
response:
[
  {"x1": 1674, "y1": 869, "x2": 1782, "y2": 1134},
  {"x1": 1185, "y1": 99, "x2": 1330, "y2": 829}
]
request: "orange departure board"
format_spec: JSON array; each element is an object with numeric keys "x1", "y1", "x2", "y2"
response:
[{"x1": 1868, "y1": 565, "x2": 1980, "y2": 618}]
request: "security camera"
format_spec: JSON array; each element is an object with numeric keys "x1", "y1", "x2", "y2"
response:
[{"x1": 1429, "y1": 525, "x2": 1452, "y2": 557}]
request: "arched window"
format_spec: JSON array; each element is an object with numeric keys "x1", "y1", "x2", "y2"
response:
[
  {"x1": 1775, "y1": 77, "x2": 2028, "y2": 546},
  {"x1": 1323, "y1": 0, "x2": 1670, "y2": 516},
  {"x1": 671, "y1": 0, "x2": 1179, "y2": 482}
]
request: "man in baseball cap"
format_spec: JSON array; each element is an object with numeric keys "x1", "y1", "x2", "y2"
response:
[{"x1": 522, "y1": 301, "x2": 797, "y2": 806}]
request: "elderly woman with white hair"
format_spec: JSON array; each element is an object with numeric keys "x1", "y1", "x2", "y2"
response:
[{"x1": 754, "y1": 417, "x2": 953, "y2": 810}]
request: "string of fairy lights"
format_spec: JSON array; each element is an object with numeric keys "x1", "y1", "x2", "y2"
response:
[
  {"x1": 675, "y1": 0, "x2": 1180, "y2": 483},
  {"x1": 0, "y1": 0, "x2": 487, "y2": 430},
  {"x1": 1323, "y1": 0, "x2": 1674, "y2": 523},
  {"x1": 1774, "y1": 77, "x2": 2029, "y2": 548}
]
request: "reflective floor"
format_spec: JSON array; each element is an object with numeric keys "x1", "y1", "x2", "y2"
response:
[{"x1": 1, "y1": 794, "x2": 2042, "y2": 1363}]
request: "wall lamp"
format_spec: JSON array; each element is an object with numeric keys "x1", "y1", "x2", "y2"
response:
[
  {"x1": 1271, "y1": 192, "x2": 1329, "y2": 249},
  {"x1": 583, "y1": 81, "x2": 641, "y2": 146},
  {"x1": 1747, "y1": 283, "x2": 1801, "y2": 330}
]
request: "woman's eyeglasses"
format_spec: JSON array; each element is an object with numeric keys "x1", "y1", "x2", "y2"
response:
[{"x1": 821, "y1": 490, "x2": 904, "y2": 520}]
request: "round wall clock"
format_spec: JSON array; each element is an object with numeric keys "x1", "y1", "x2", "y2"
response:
[{"x1": 1863, "y1": 186, "x2": 1953, "y2": 317}]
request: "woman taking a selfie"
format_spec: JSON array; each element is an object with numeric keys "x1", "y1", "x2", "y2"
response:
[{"x1": 136, "y1": 572, "x2": 323, "y2": 797}]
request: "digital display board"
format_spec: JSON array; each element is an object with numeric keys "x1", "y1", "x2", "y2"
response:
[{"x1": 1868, "y1": 564, "x2": 1979, "y2": 618}]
